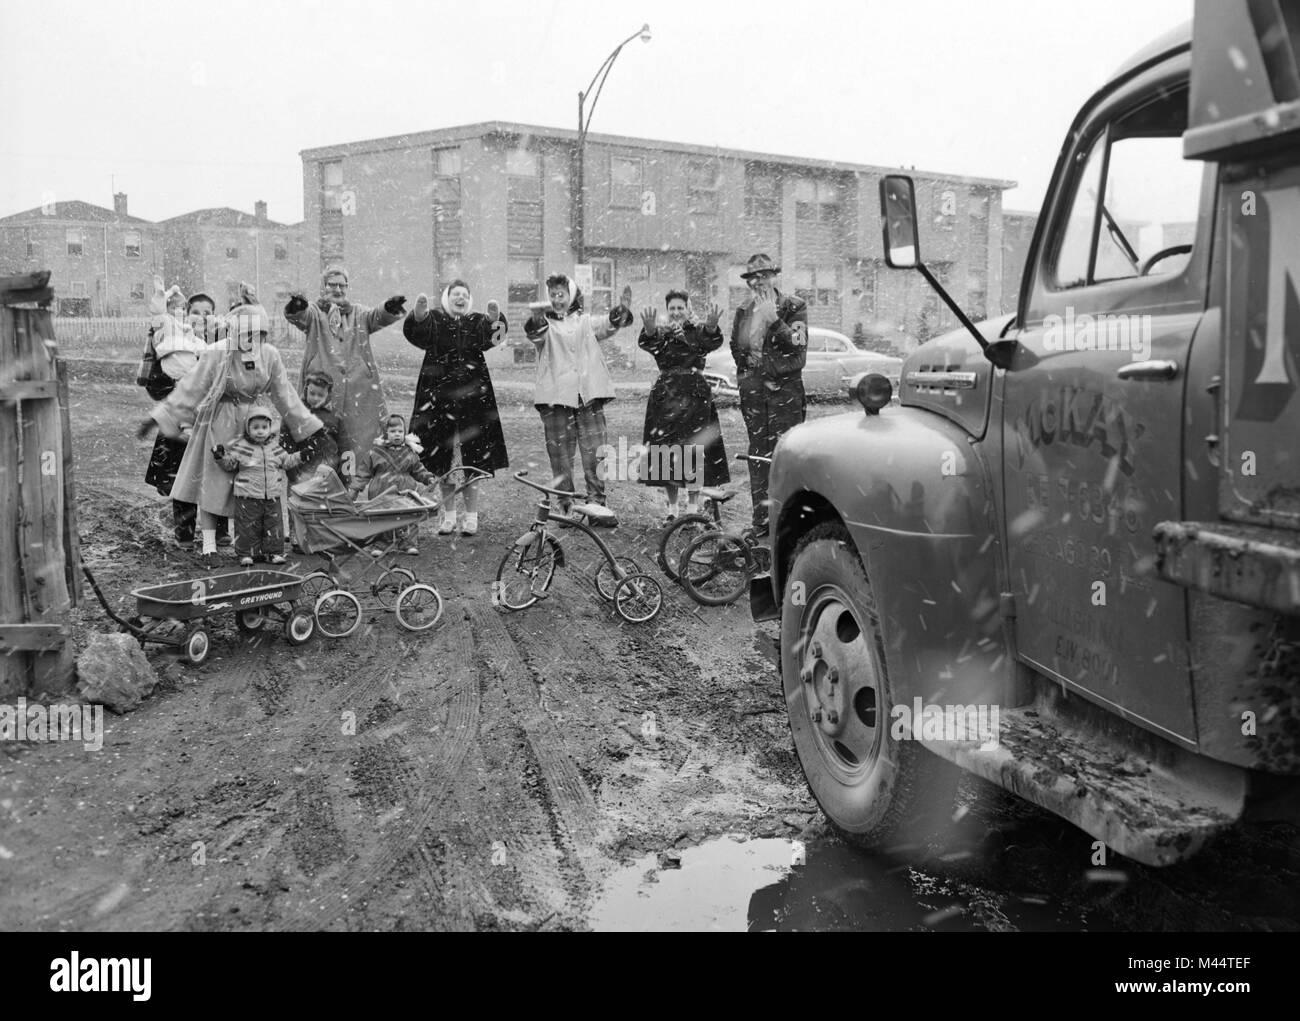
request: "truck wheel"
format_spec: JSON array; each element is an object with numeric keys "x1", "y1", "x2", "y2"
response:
[{"x1": 782, "y1": 523, "x2": 958, "y2": 850}]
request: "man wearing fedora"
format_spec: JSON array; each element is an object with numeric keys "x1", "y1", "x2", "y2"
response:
[{"x1": 730, "y1": 253, "x2": 808, "y2": 536}]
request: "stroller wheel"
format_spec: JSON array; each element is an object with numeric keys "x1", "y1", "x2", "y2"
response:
[
  {"x1": 314, "y1": 589, "x2": 362, "y2": 639},
  {"x1": 395, "y1": 584, "x2": 444, "y2": 632},
  {"x1": 372, "y1": 567, "x2": 416, "y2": 610},
  {"x1": 300, "y1": 571, "x2": 333, "y2": 605}
]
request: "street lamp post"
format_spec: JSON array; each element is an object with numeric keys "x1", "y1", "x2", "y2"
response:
[{"x1": 574, "y1": 23, "x2": 651, "y2": 265}]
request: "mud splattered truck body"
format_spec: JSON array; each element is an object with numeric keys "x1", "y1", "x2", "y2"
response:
[{"x1": 756, "y1": 1, "x2": 1300, "y2": 865}]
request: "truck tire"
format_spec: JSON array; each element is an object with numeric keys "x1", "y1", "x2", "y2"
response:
[{"x1": 782, "y1": 522, "x2": 958, "y2": 851}]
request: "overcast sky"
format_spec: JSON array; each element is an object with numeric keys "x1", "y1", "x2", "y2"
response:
[{"x1": 0, "y1": 0, "x2": 1191, "y2": 224}]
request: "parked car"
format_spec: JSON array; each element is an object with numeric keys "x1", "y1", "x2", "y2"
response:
[{"x1": 704, "y1": 327, "x2": 903, "y2": 401}]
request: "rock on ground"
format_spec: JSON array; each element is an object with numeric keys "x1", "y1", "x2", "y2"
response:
[{"x1": 76, "y1": 631, "x2": 159, "y2": 714}]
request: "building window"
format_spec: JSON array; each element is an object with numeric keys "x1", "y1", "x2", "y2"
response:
[
  {"x1": 433, "y1": 148, "x2": 463, "y2": 278},
  {"x1": 225, "y1": 241, "x2": 239, "y2": 259},
  {"x1": 795, "y1": 179, "x2": 843, "y2": 223},
  {"x1": 322, "y1": 159, "x2": 344, "y2": 212},
  {"x1": 65, "y1": 229, "x2": 83, "y2": 257},
  {"x1": 507, "y1": 258, "x2": 540, "y2": 308},
  {"x1": 610, "y1": 156, "x2": 643, "y2": 208},
  {"x1": 24, "y1": 229, "x2": 35, "y2": 257},
  {"x1": 791, "y1": 266, "x2": 840, "y2": 306},
  {"x1": 590, "y1": 259, "x2": 613, "y2": 316},
  {"x1": 130, "y1": 281, "x2": 146, "y2": 300},
  {"x1": 687, "y1": 159, "x2": 719, "y2": 215},
  {"x1": 507, "y1": 148, "x2": 538, "y2": 178},
  {"x1": 744, "y1": 167, "x2": 780, "y2": 219},
  {"x1": 933, "y1": 186, "x2": 958, "y2": 230},
  {"x1": 507, "y1": 148, "x2": 541, "y2": 202},
  {"x1": 69, "y1": 281, "x2": 86, "y2": 297},
  {"x1": 273, "y1": 237, "x2": 287, "y2": 261},
  {"x1": 434, "y1": 148, "x2": 462, "y2": 178},
  {"x1": 124, "y1": 230, "x2": 141, "y2": 257}
]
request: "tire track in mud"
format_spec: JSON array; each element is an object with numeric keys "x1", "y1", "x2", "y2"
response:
[{"x1": 468, "y1": 603, "x2": 603, "y2": 861}]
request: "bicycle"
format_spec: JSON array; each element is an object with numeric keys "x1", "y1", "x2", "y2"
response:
[
  {"x1": 678, "y1": 455, "x2": 773, "y2": 607},
  {"x1": 495, "y1": 471, "x2": 664, "y2": 623},
  {"x1": 655, "y1": 485, "x2": 741, "y2": 583}
]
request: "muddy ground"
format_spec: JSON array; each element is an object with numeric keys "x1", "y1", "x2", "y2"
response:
[{"x1": 2, "y1": 358, "x2": 1298, "y2": 932}]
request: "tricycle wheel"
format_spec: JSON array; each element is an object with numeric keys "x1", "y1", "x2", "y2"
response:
[
  {"x1": 285, "y1": 609, "x2": 315, "y2": 645},
  {"x1": 395, "y1": 584, "x2": 444, "y2": 632},
  {"x1": 372, "y1": 567, "x2": 416, "y2": 610},
  {"x1": 235, "y1": 609, "x2": 266, "y2": 633},
  {"x1": 613, "y1": 573, "x2": 663, "y2": 623},
  {"x1": 314, "y1": 589, "x2": 361, "y2": 639},
  {"x1": 184, "y1": 625, "x2": 211, "y2": 665},
  {"x1": 680, "y1": 531, "x2": 753, "y2": 606},
  {"x1": 594, "y1": 556, "x2": 642, "y2": 601},
  {"x1": 494, "y1": 534, "x2": 558, "y2": 610},
  {"x1": 657, "y1": 513, "x2": 717, "y2": 583}
]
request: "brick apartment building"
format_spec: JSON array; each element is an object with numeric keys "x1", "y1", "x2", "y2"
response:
[
  {"x1": 1000, "y1": 209, "x2": 1038, "y2": 315},
  {"x1": 0, "y1": 195, "x2": 303, "y2": 316},
  {"x1": 300, "y1": 122, "x2": 1016, "y2": 354},
  {"x1": 0, "y1": 194, "x2": 163, "y2": 316}
]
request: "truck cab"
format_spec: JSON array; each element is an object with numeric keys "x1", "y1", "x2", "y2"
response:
[{"x1": 759, "y1": 2, "x2": 1300, "y2": 865}]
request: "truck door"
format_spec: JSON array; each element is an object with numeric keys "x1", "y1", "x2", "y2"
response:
[{"x1": 1001, "y1": 63, "x2": 1210, "y2": 745}]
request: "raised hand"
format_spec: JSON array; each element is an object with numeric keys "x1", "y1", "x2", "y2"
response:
[
  {"x1": 705, "y1": 301, "x2": 722, "y2": 328},
  {"x1": 152, "y1": 273, "x2": 165, "y2": 296},
  {"x1": 641, "y1": 307, "x2": 658, "y2": 332},
  {"x1": 486, "y1": 299, "x2": 501, "y2": 320},
  {"x1": 285, "y1": 292, "x2": 308, "y2": 315},
  {"x1": 384, "y1": 294, "x2": 407, "y2": 315},
  {"x1": 413, "y1": 293, "x2": 430, "y2": 321}
]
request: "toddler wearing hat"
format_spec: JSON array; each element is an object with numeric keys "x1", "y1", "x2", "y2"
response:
[{"x1": 214, "y1": 399, "x2": 306, "y2": 565}]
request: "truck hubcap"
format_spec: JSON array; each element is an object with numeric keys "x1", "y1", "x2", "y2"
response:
[{"x1": 800, "y1": 590, "x2": 880, "y2": 772}]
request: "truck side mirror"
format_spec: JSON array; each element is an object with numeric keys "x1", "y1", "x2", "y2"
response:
[{"x1": 880, "y1": 175, "x2": 920, "y2": 269}]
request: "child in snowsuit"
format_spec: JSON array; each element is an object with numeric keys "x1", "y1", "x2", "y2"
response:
[
  {"x1": 348, "y1": 413, "x2": 437, "y2": 555},
  {"x1": 214, "y1": 400, "x2": 304, "y2": 565},
  {"x1": 284, "y1": 370, "x2": 346, "y2": 551}
]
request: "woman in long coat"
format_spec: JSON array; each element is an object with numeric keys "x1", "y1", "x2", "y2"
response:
[
  {"x1": 638, "y1": 290, "x2": 730, "y2": 522},
  {"x1": 284, "y1": 266, "x2": 405, "y2": 467},
  {"x1": 402, "y1": 280, "x2": 509, "y2": 536},
  {"x1": 144, "y1": 296, "x2": 324, "y2": 565}
]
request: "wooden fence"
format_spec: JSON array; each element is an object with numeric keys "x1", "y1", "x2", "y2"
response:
[{"x1": 1, "y1": 271, "x2": 80, "y2": 697}]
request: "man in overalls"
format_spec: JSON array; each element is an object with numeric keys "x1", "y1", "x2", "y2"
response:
[{"x1": 729, "y1": 253, "x2": 808, "y2": 537}]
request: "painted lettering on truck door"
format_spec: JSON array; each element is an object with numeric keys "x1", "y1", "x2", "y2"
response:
[{"x1": 1002, "y1": 70, "x2": 1208, "y2": 744}]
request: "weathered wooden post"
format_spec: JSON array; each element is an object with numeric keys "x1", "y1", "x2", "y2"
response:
[{"x1": 0, "y1": 271, "x2": 78, "y2": 696}]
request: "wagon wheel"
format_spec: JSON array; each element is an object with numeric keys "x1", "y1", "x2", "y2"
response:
[
  {"x1": 613, "y1": 573, "x2": 663, "y2": 623},
  {"x1": 235, "y1": 608, "x2": 267, "y2": 633},
  {"x1": 594, "y1": 556, "x2": 643, "y2": 601},
  {"x1": 314, "y1": 590, "x2": 362, "y2": 639},
  {"x1": 285, "y1": 608, "x2": 316, "y2": 645},
  {"x1": 372, "y1": 567, "x2": 416, "y2": 610},
  {"x1": 183, "y1": 624, "x2": 211, "y2": 665},
  {"x1": 394, "y1": 584, "x2": 444, "y2": 632}
]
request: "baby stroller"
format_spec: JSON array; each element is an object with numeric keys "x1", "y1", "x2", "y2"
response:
[{"x1": 289, "y1": 465, "x2": 488, "y2": 637}]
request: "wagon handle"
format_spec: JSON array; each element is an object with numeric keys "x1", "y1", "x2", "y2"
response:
[{"x1": 81, "y1": 563, "x2": 144, "y2": 636}]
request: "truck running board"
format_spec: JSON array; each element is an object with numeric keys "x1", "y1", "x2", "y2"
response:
[
  {"x1": 922, "y1": 702, "x2": 1245, "y2": 867},
  {"x1": 1153, "y1": 520, "x2": 1300, "y2": 615}
]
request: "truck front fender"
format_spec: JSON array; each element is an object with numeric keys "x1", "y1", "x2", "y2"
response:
[{"x1": 769, "y1": 407, "x2": 1012, "y2": 707}]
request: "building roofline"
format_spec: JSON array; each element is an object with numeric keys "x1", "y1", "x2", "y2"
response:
[
  {"x1": 0, "y1": 200, "x2": 156, "y2": 226},
  {"x1": 159, "y1": 206, "x2": 293, "y2": 229},
  {"x1": 300, "y1": 120, "x2": 1018, "y2": 190}
]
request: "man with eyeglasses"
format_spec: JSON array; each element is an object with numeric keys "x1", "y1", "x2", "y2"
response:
[{"x1": 729, "y1": 253, "x2": 808, "y2": 538}]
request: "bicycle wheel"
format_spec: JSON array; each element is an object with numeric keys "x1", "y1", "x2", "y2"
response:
[
  {"x1": 395, "y1": 583, "x2": 444, "y2": 632},
  {"x1": 494, "y1": 534, "x2": 559, "y2": 610},
  {"x1": 594, "y1": 556, "x2": 643, "y2": 601},
  {"x1": 680, "y1": 532, "x2": 753, "y2": 606},
  {"x1": 614, "y1": 573, "x2": 663, "y2": 623},
  {"x1": 314, "y1": 589, "x2": 362, "y2": 638},
  {"x1": 656, "y1": 513, "x2": 717, "y2": 583},
  {"x1": 372, "y1": 567, "x2": 416, "y2": 610}
]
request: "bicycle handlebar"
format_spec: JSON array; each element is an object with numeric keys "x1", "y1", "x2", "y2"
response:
[{"x1": 512, "y1": 470, "x2": 585, "y2": 500}]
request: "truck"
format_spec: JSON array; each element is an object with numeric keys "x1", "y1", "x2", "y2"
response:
[{"x1": 753, "y1": 1, "x2": 1300, "y2": 866}]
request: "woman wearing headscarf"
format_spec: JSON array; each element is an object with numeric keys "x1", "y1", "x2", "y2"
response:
[
  {"x1": 137, "y1": 285, "x2": 326, "y2": 567},
  {"x1": 638, "y1": 291, "x2": 730, "y2": 522},
  {"x1": 402, "y1": 280, "x2": 509, "y2": 535},
  {"x1": 284, "y1": 266, "x2": 407, "y2": 466}
]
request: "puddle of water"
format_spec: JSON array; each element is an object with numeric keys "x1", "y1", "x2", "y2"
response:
[{"x1": 590, "y1": 835, "x2": 1083, "y2": 932}]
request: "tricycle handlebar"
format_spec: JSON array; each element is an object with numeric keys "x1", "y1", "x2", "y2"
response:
[{"x1": 512, "y1": 470, "x2": 585, "y2": 500}]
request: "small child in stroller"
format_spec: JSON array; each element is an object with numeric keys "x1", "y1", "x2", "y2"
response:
[{"x1": 348, "y1": 414, "x2": 438, "y2": 555}]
